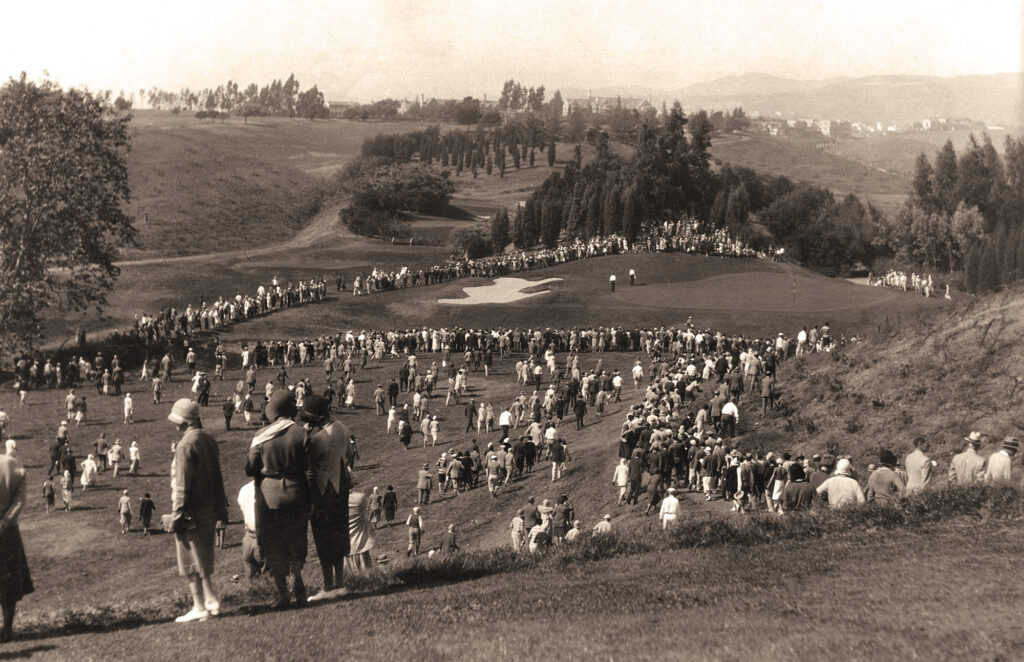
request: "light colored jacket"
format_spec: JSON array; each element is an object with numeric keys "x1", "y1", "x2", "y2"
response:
[
  {"x1": 985, "y1": 451, "x2": 1013, "y2": 482},
  {"x1": 948, "y1": 448, "x2": 985, "y2": 485},
  {"x1": 904, "y1": 449, "x2": 933, "y2": 493}
]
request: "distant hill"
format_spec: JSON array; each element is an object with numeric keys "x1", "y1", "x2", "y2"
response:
[{"x1": 569, "y1": 73, "x2": 1024, "y2": 127}]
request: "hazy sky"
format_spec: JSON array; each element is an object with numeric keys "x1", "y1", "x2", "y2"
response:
[{"x1": 3, "y1": 0, "x2": 1021, "y2": 101}]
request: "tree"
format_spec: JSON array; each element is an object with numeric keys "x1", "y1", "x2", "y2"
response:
[
  {"x1": 724, "y1": 184, "x2": 750, "y2": 232},
  {"x1": 455, "y1": 97, "x2": 482, "y2": 125},
  {"x1": 933, "y1": 139, "x2": 959, "y2": 216},
  {"x1": 449, "y1": 226, "x2": 492, "y2": 259},
  {"x1": 490, "y1": 208, "x2": 510, "y2": 253},
  {"x1": 911, "y1": 152, "x2": 936, "y2": 212},
  {"x1": 621, "y1": 184, "x2": 641, "y2": 243},
  {"x1": 547, "y1": 135, "x2": 556, "y2": 167},
  {"x1": 950, "y1": 203, "x2": 985, "y2": 271},
  {"x1": 0, "y1": 74, "x2": 136, "y2": 352}
]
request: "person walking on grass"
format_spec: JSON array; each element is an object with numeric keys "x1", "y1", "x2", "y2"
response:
[
  {"x1": 109, "y1": 439, "x2": 123, "y2": 478},
  {"x1": 613, "y1": 458, "x2": 630, "y2": 505},
  {"x1": 117, "y1": 489, "x2": 132, "y2": 534},
  {"x1": 123, "y1": 392, "x2": 133, "y2": 425},
  {"x1": 139, "y1": 493, "x2": 155, "y2": 535},
  {"x1": 659, "y1": 487, "x2": 680, "y2": 529},
  {"x1": 42, "y1": 478, "x2": 55, "y2": 514},
  {"x1": 59, "y1": 470, "x2": 73, "y2": 511},
  {"x1": 128, "y1": 441, "x2": 141, "y2": 476},
  {"x1": 509, "y1": 509, "x2": 526, "y2": 551},
  {"x1": 382, "y1": 485, "x2": 398, "y2": 527},
  {"x1": 167, "y1": 398, "x2": 229, "y2": 623},
  {"x1": 406, "y1": 507, "x2": 424, "y2": 556},
  {"x1": 368, "y1": 487, "x2": 382, "y2": 529}
]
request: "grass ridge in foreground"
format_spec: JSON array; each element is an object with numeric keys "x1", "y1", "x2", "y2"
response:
[{"x1": 16, "y1": 483, "x2": 1023, "y2": 638}]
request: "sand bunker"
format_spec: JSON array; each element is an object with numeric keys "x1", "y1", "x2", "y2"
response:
[{"x1": 438, "y1": 277, "x2": 563, "y2": 305}]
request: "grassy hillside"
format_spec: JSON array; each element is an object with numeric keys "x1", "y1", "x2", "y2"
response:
[
  {"x1": 709, "y1": 131, "x2": 910, "y2": 215},
  {"x1": 739, "y1": 287, "x2": 1024, "y2": 469},
  {"x1": 125, "y1": 113, "x2": 452, "y2": 257},
  {"x1": 124, "y1": 112, "x2": 585, "y2": 258}
]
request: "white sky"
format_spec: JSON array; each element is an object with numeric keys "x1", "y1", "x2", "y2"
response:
[{"x1": 2, "y1": 0, "x2": 1021, "y2": 101}]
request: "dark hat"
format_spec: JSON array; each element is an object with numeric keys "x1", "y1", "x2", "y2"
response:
[
  {"x1": 878, "y1": 449, "x2": 898, "y2": 467},
  {"x1": 300, "y1": 395, "x2": 330, "y2": 423},
  {"x1": 1003, "y1": 436, "x2": 1020, "y2": 453},
  {"x1": 821, "y1": 453, "x2": 836, "y2": 469},
  {"x1": 788, "y1": 463, "x2": 805, "y2": 481},
  {"x1": 266, "y1": 390, "x2": 297, "y2": 422}
]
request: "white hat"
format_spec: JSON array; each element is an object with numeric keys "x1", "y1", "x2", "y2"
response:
[
  {"x1": 835, "y1": 458, "x2": 852, "y2": 476},
  {"x1": 167, "y1": 398, "x2": 200, "y2": 425}
]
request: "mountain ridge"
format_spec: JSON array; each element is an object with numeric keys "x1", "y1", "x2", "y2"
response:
[{"x1": 562, "y1": 72, "x2": 1024, "y2": 126}]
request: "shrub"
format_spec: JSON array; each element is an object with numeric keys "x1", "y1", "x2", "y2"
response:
[{"x1": 449, "y1": 226, "x2": 492, "y2": 259}]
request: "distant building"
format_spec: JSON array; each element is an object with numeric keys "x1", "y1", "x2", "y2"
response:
[{"x1": 327, "y1": 101, "x2": 356, "y2": 119}]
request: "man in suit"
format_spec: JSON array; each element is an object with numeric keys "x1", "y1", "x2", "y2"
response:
[
  {"x1": 416, "y1": 464, "x2": 432, "y2": 505},
  {"x1": 985, "y1": 436, "x2": 1018, "y2": 482},
  {"x1": 949, "y1": 432, "x2": 986, "y2": 485},
  {"x1": 904, "y1": 437, "x2": 934, "y2": 494}
]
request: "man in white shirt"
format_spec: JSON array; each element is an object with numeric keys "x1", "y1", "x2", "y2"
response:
[
  {"x1": 721, "y1": 399, "x2": 739, "y2": 438},
  {"x1": 659, "y1": 487, "x2": 680, "y2": 529},
  {"x1": 123, "y1": 393, "x2": 133, "y2": 425},
  {"x1": 632, "y1": 362, "x2": 643, "y2": 389},
  {"x1": 609, "y1": 274, "x2": 616, "y2": 292}
]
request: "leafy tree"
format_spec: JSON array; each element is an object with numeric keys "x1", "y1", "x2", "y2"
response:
[
  {"x1": 0, "y1": 74, "x2": 136, "y2": 351},
  {"x1": 547, "y1": 136, "x2": 556, "y2": 167},
  {"x1": 950, "y1": 203, "x2": 985, "y2": 270}
]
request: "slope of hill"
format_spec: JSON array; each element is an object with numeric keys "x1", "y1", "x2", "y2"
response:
[
  {"x1": 125, "y1": 113, "x2": 449, "y2": 257},
  {"x1": 574, "y1": 73, "x2": 1024, "y2": 126},
  {"x1": 832, "y1": 128, "x2": 1016, "y2": 178},
  {"x1": 740, "y1": 287, "x2": 1024, "y2": 468},
  {"x1": 709, "y1": 131, "x2": 910, "y2": 214}
]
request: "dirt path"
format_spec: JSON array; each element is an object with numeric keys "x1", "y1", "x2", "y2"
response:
[{"x1": 115, "y1": 200, "x2": 353, "y2": 268}]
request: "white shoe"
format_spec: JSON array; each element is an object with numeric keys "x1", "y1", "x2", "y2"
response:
[
  {"x1": 307, "y1": 590, "x2": 332, "y2": 603},
  {"x1": 204, "y1": 600, "x2": 221, "y2": 616},
  {"x1": 330, "y1": 587, "x2": 350, "y2": 598},
  {"x1": 175, "y1": 608, "x2": 210, "y2": 623}
]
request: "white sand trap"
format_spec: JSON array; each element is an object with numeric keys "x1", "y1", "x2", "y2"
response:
[{"x1": 438, "y1": 277, "x2": 563, "y2": 305}]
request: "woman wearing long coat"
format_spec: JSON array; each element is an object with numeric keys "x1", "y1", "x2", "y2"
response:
[{"x1": 246, "y1": 390, "x2": 311, "y2": 608}]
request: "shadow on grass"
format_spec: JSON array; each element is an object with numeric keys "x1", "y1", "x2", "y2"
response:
[{"x1": 0, "y1": 644, "x2": 59, "y2": 659}]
